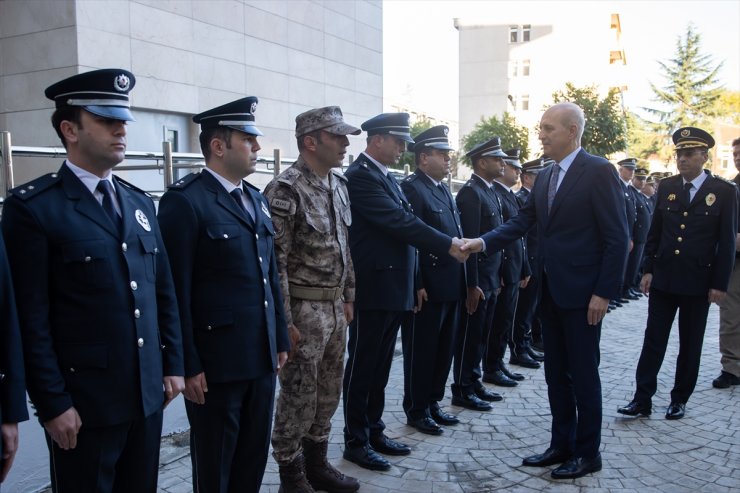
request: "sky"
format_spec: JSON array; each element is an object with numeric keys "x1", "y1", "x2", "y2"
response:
[{"x1": 382, "y1": 0, "x2": 740, "y2": 125}]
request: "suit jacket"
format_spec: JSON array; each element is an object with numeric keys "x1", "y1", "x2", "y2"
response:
[
  {"x1": 456, "y1": 175, "x2": 504, "y2": 293},
  {"x1": 158, "y1": 170, "x2": 290, "y2": 382},
  {"x1": 345, "y1": 153, "x2": 452, "y2": 311},
  {"x1": 0, "y1": 232, "x2": 28, "y2": 433},
  {"x1": 481, "y1": 149, "x2": 629, "y2": 309},
  {"x1": 400, "y1": 170, "x2": 466, "y2": 302},
  {"x1": 631, "y1": 185, "x2": 651, "y2": 244},
  {"x1": 516, "y1": 187, "x2": 540, "y2": 275},
  {"x1": 642, "y1": 171, "x2": 738, "y2": 296},
  {"x1": 493, "y1": 182, "x2": 530, "y2": 283},
  {"x1": 1, "y1": 163, "x2": 184, "y2": 427}
]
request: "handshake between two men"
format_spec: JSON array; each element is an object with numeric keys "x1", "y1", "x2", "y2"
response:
[{"x1": 447, "y1": 237, "x2": 486, "y2": 262}]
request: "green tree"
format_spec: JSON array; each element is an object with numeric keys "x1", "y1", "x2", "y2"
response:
[
  {"x1": 643, "y1": 24, "x2": 723, "y2": 132},
  {"x1": 551, "y1": 83, "x2": 627, "y2": 158},
  {"x1": 460, "y1": 112, "x2": 530, "y2": 166},
  {"x1": 710, "y1": 89, "x2": 740, "y2": 125},
  {"x1": 395, "y1": 116, "x2": 434, "y2": 171},
  {"x1": 625, "y1": 111, "x2": 666, "y2": 161}
]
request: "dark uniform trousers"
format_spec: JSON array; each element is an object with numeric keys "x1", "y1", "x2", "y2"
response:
[
  {"x1": 342, "y1": 155, "x2": 452, "y2": 447},
  {"x1": 484, "y1": 283, "x2": 519, "y2": 372},
  {"x1": 1, "y1": 164, "x2": 184, "y2": 493},
  {"x1": 452, "y1": 290, "x2": 498, "y2": 397},
  {"x1": 512, "y1": 273, "x2": 541, "y2": 352},
  {"x1": 158, "y1": 171, "x2": 289, "y2": 493},
  {"x1": 633, "y1": 171, "x2": 737, "y2": 407}
]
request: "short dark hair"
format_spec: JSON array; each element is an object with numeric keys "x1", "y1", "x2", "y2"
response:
[
  {"x1": 50, "y1": 106, "x2": 83, "y2": 149},
  {"x1": 297, "y1": 130, "x2": 323, "y2": 151},
  {"x1": 199, "y1": 127, "x2": 233, "y2": 161},
  {"x1": 732, "y1": 137, "x2": 740, "y2": 147}
]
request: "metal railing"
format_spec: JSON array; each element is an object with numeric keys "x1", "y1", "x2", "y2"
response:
[{"x1": 1, "y1": 130, "x2": 467, "y2": 199}]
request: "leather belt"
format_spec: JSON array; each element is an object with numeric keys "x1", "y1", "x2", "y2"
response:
[{"x1": 289, "y1": 284, "x2": 343, "y2": 301}]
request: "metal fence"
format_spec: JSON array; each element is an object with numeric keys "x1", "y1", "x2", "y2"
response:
[{"x1": 1, "y1": 130, "x2": 467, "y2": 200}]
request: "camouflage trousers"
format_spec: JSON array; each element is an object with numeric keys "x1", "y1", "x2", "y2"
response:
[{"x1": 271, "y1": 297, "x2": 347, "y2": 464}]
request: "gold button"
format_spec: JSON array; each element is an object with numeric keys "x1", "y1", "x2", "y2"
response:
[
  {"x1": 677, "y1": 237, "x2": 683, "y2": 242},
  {"x1": 130, "y1": 281, "x2": 138, "y2": 290},
  {"x1": 137, "y1": 338, "x2": 144, "y2": 347},
  {"x1": 675, "y1": 250, "x2": 680, "y2": 255},
  {"x1": 122, "y1": 242, "x2": 128, "y2": 252},
  {"x1": 134, "y1": 309, "x2": 141, "y2": 318},
  {"x1": 680, "y1": 224, "x2": 685, "y2": 229},
  {"x1": 683, "y1": 212, "x2": 688, "y2": 217}
]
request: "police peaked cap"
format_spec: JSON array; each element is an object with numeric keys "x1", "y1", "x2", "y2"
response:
[
  {"x1": 466, "y1": 137, "x2": 507, "y2": 160},
  {"x1": 361, "y1": 113, "x2": 414, "y2": 143},
  {"x1": 193, "y1": 96, "x2": 263, "y2": 136},
  {"x1": 409, "y1": 125, "x2": 454, "y2": 152},
  {"x1": 672, "y1": 126, "x2": 715, "y2": 150},
  {"x1": 45, "y1": 68, "x2": 136, "y2": 121}
]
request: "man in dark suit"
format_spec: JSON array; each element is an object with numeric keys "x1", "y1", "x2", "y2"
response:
[
  {"x1": 0, "y1": 232, "x2": 28, "y2": 485},
  {"x1": 1, "y1": 69, "x2": 185, "y2": 493},
  {"x1": 342, "y1": 113, "x2": 467, "y2": 471},
  {"x1": 450, "y1": 138, "x2": 508, "y2": 412},
  {"x1": 488, "y1": 149, "x2": 537, "y2": 373},
  {"x1": 400, "y1": 125, "x2": 466, "y2": 436},
  {"x1": 618, "y1": 127, "x2": 737, "y2": 420},
  {"x1": 158, "y1": 97, "x2": 290, "y2": 492},
  {"x1": 463, "y1": 102, "x2": 629, "y2": 479},
  {"x1": 512, "y1": 157, "x2": 549, "y2": 359}
]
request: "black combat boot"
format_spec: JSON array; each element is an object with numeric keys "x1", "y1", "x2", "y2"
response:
[
  {"x1": 303, "y1": 439, "x2": 360, "y2": 493},
  {"x1": 278, "y1": 454, "x2": 315, "y2": 493}
]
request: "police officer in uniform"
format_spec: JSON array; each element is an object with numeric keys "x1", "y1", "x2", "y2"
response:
[
  {"x1": 264, "y1": 106, "x2": 360, "y2": 493},
  {"x1": 512, "y1": 157, "x2": 549, "y2": 359},
  {"x1": 342, "y1": 113, "x2": 467, "y2": 471},
  {"x1": 625, "y1": 166, "x2": 652, "y2": 297},
  {"x1": 450, "y1": 138, "x2": 508, "y2": 411},
  {"x1": 400, "y1": 126, "x2": 466, "y2": 435},
  {"x1": 158, "y1": 97, "x2": 290, "y2": 492},
  {"x1": 0, "y1": 232, "x2": 28, "y2": 484},
  {"x1": 613, "y1": 158, "x2": 638, "y2": 308},
  {"x1": 485, "y1": 148, "x2": 534, "y2": 380},
  {"x1": 1, "y1": 69, "x2": 185, "y2": 493},
  {"x1": 618, "y1": 127, "x2": 737, "y2": 420}
]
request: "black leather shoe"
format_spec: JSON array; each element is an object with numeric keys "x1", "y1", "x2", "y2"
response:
[
  {"x1": 617, "y1": 400, "x2": 652, "y2": 417},
  {"x1": 500, "y1": 365, "x2": 525, "y2": 381},
  {"x1": 369, "y1": 434, "x2": 411, "y2": 456},
  {"x1": 618, "y1": 297, "x2": 631, "y2": 304},
  {"x1": 474, "y1": 386, "x2": 503, "y2": 402},
  {"x1": 665, "y1": 402, "x2": 685, "y2": 420},
  {"x1": 629, "y1": 288, "x2": 643, "y2": 298},
  {"x1": 482, "y1": 370, "x2": 518, "y2": 387},
  {"x1": 452, "y1": 393, "x2": 492, "y2": 411},
  {"x1": 551, "y1": 454, "x2": 602, "y2": 479},
  {"x1": 407, "y1": 416, "x2": 443, "y2": 435},
  {"x1": 610, "y1": 299, "x2": 623, "y2": 307},
  {"x1": 526, "y1": 346, "x2": 545, "y2": 362},
  {"x1": 430, "y1": 406, "x2": 459, "y2": 425},
  {"x1": 531, "y1": 341, "x2": 545, "y2": 353},
  {"x1": 712, "y1": 371, "x2": 740, "y2": 388},
  {"x1": 343, "y1": 444, "x2": 391, "y2": 471},
  {"x1": 623, "y1": 293, "x2": 640, "y2": 301},
  {"x1": 510, "y1": 352, "x2": 541, "y2": 369},
  {"x1": 522, "y1": 448, "x2": 571, "y2": 467}
]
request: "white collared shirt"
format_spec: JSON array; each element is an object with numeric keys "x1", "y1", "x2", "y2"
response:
[
  {"x1": 683, "y1": 170, "x2": 708, "y2": 202},
  {"x1": 472, "y1": 173, "x2": 494, "y2": 188},
  {"x1": 554, "y1": 146, "x2": 581, "y2": 190},
  {"x1": 493, "y1": 179, "x2": 513, "y2": 193},
  {"x1": 362, "y1": 151, "x2": 389, "y2": 176},
  {"x1": 65, "y1": 160, "x2": 121, "y2": 216},
  {"x1": 205, "y1": 168, "x2": 255, "y2": 219}
]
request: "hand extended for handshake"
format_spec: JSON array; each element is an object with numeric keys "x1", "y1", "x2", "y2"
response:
[{"x1": 448, "y1": 238, "x2": 485, "y2": 262}]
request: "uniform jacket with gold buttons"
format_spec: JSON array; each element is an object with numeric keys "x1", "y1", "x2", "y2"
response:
[
  {"x1": 158, "y1": 170, "x2": 289, "y2": 382},
  {"x1": 1, "y1": 163, "x2": 184, "y2": 427},
  {"x1": 642, "y1": 171, "x2": 738, "y2": 296}
]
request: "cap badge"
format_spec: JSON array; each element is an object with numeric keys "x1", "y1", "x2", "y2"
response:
[
  {"x1": 261, "y1": 201, "x2": 271, "y2": 219},
  {"x1": 680, "y1": 129, "x2": 690, "y2": 138},
  {"x1": 706, "y1": 193, "x2": 716, "y2": 206},
  {"x1": 668, "y1": 193, "x2": 676, "y2": 201},
  {"x1": 114, "y1": 74, "x2": 131, "y2": 92},
  {"x1": 135, "y1": 209, "x2": 151, "y2": 231},
  {"x1": 250, "y1": 102, "x2": 257, "y2": 114},
  {"x1": 443, "y1": 128, "x2": 449, "y2": 136}
]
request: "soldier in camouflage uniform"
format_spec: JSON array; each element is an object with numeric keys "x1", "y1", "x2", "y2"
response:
[{"x1": 265, "y1": 106, "x2": 361, "y2": 493}]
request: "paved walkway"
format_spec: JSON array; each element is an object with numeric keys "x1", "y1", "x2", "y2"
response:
[{"x1": 156, "y1": 296, "x2": 739, "y2": 493}]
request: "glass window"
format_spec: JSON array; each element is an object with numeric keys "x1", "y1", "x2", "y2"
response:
[
  {"x1": 522, "y1": 59, "x2": 530, "y2": 76},
  {"x1": 522, "y1": 25, "x2": 531, "y2": 42},
  {"x1": 509, "y1": 26, "x2": 518, "y2": 43},
  {"x1": 520, "y1": 95, "x2": 530, "y2": 111}
]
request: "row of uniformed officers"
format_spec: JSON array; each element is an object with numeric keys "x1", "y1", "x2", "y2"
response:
[{"x1": 0, "y1": 68, "x2": 736, "y2": 492}]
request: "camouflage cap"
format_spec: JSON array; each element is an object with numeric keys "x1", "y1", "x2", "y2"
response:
[{"x1": 295, "y1": 106, "x2": 361, "y2": 137}]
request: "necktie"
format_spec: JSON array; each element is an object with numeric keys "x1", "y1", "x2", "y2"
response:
[
  {"x1": 683, "y1": 182, "x2": 693, "y2": 204},
  {"x1": 97, "y1": 180, "x2": 122, "y2": 233},
  {"x1": 547, "y1": 164, "x2": 561, "y2": 214},
  {"x1": 230, "y1": 187, "x2": 251, "y2": 219}
]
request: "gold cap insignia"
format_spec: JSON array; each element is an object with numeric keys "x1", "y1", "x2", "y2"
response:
[
  {"x1": 681, "y1": 129, "x2": 690, "y2": 137},
  {"x1": 706, "y1": 193, "x2": 716, "y2": 206},
  {"x1": 668, "y1": 193, "x2": 676, "y2": 201}
]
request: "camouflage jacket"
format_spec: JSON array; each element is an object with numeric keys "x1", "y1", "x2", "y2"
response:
[{"x1": 264, "y1": 157, "x2": 355, "y2": 325}]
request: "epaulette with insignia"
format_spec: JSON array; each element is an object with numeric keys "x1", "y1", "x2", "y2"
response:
[
  {"x1": 116, "y1": 176, "x2": 154, "y2": 198},
  {"x1": 8, "y1": 172, "x2": 61, "y2": 200},
  {"x1": 168, "y1": 171, "x2": 202, "y2": 190},
  {"x1": 403, "y1": 174, "x2": 417, "y2": 183},
  {"x1": 714, "y1": 175, "x2": 737, "y2": 188}
]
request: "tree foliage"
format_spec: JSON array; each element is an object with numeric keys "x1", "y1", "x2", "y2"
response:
[
  {"x1": 710, "y1": 90, "x2": 740, "y2": 125},
  {"x1": 551, "y1": 83, "x2": 627, "y2": 158},
  {"x1": 643, "y1": 24, "x2": 724, "y2": 132},
  {"x1": 460, "y1": 112, "x2": 530, "y2": 165},
  {"x1": 394, "y1": 116, "x2": 435, "y2": 171}
]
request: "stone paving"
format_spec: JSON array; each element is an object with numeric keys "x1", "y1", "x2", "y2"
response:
[{"x1": 155, "y1": 296, "x2": 739, "y2": 493}]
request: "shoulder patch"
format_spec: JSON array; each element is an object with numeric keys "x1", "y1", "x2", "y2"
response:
[
  {"x1": 8, "y1": 172, "x2": 60, "y2": 200},
  {"x1": 270, "y1": 198, "x2": 292, "y2": 213},
  {"x1": 168, "y1": 171, "x2": 202, "y2": 190},
  {"x1": 116, "y1": 176, "x2": 153, "y2": 197},
  {"x1": 330, "y1": 169, "x2": 347, "y2": 182}
]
